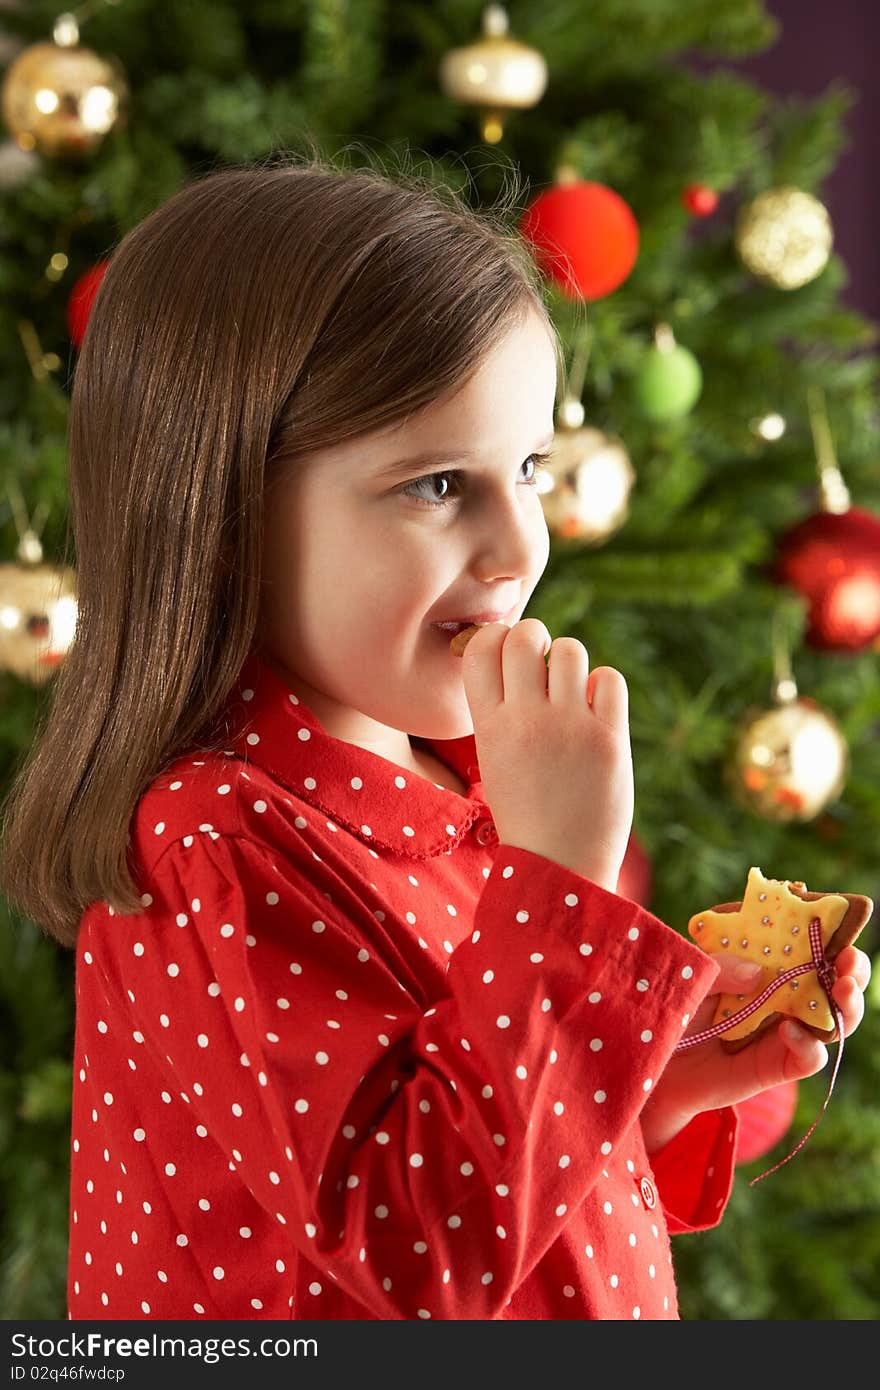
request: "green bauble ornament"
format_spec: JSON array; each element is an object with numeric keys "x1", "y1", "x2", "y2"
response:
[{"x1": 632, "y1": 325, "x2": 702, "y2": 423}]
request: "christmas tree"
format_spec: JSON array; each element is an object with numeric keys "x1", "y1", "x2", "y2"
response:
[{"x1": 1, "y1": 0, "x2": 878, "y2": 1321}]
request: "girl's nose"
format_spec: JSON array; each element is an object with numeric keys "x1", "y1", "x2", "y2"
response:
[{"x1": 472, "y1": 492, "x2": 543, "y2": 581}]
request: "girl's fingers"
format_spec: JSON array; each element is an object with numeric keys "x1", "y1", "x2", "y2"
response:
[
  {"x1": 831, "y1": 973, "x2": 865, "y2": 1036},
  {"x1": 588, "y1": 666, "x2": 630, "y2": 727},
  {"x1": 779, "y1": 1020, "x2": 829, "y2": 1078},
  {"x1": 459, "y1": 622, "x2": 510, "y2": 711},
  {"x1": 707, "y1": 954, "x2": 764, "y2": 995},
  {"x1": 833, "y1": 945, "x2": 871, "y2": 991},
  {"x1": 777, "y1": 973, "x2": 863, "y2": 1070},
  {"x1": 502, "y1": 620, "x2": 554, "y2": 705},
  {"x1": 681, "y1": 949, "x2": 868, "y2": 1095},
  {"x1": 547, "y1": 637, "x2": 590, "y2": 706},
  {"x1": 731, "y1": 1018, "x2": 828, "y2": 1098},
  {"x1": 682, "y1": 954, "x2": 763, "y2": 1038},
  {"x1": 778, "y1": 974, "x2": 863, "y2": 1071}
]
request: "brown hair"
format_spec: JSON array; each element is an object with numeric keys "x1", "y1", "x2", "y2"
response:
[{"x1": 0, "y1": 145, "x2": 564, "y2": 949}]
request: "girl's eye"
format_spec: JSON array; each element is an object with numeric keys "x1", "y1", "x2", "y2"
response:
[{"x1": 400, "y1": 451, "x2": 552, "y2": 509}]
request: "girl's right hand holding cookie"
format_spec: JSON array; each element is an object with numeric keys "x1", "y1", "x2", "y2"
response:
[{"x1": 460, "y1": 619, "x2": 634, "y2": 893}]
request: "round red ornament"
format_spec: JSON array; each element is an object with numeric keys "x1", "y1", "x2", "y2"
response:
[
  {"x1": 518, "y1": 180, "x2": 639, "y2": 301},
  {"x1": 682, "y1": 183, "x2": 719, "y2": 217},
  {"x1": 67, "y1": 258, "x2": 111, "y2": 348},
  {"x1": 770, "y1": 505, "x2": 880, "y2": 651},
  {"x1": 734, "y1": 1081, "x2": 799, "y2": 1165}
]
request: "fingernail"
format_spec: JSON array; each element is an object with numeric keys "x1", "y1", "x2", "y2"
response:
[
  {"x1": 730, "y1": 959, "x2": 763, "y2": 982},
  {"x1": 782, "y1": 1020, "x2": 820, "y2": 1052}
]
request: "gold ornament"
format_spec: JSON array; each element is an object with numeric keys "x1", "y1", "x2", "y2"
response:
[
  {"x1": 1, "y1": 16, "x2": 128, "y2": 160},
  {"x1": 539, "y1": 398, "x2": 635, "y2": 545},
  {"x1": 0, "y1": 483, "x2": 77, "y2": 683},
  {"x1": 735, "y1": 186, "x2": 833, "y2": 290},
  {"x1": 727, "y1": 692, "x2": 848, "y2": 824},
  {"x1": 726, "y1": 610, "x2": 848, "y2": 822},
  {"x1": 438, "y1": 4, "x2": 547, "y2": 144},
  {"x1": 0, "y1": 552, "x2": 77, "y2": 683}
]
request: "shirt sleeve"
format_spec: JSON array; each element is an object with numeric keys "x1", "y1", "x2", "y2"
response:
[
  {"x1": 647, "y1": 1105, "x2": 739, "y2": 1233},
  {"x1": 92, "y1": 832, "x2": 721, "y2": 1320}
]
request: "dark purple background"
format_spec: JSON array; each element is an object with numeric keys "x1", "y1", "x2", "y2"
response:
[{"x1": 701, "y1": 0, "x2": 878, "y2": 325}]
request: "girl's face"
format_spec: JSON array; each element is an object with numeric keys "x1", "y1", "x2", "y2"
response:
[{"x1": 257, "y1": 308, "x2": 558, "y2": 756}]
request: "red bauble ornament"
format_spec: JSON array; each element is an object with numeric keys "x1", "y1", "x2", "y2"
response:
[
  {"x1": 518, "y1": 180, "x2": 639, "y2": 301},
  {"x1": 67, "y1": 259, "x2": 111, "y2": 348},
  {"x1": 771, "y1": 505, "x2": 880, "y2": 651},
  {"x1": 616, "y1": 829, "x2": 652, "y2": 906},
  {"x1": 734, "y1": 1081, "x2": 799, "y2": 1165},
  {"x1": 682, "y1": 183, "x2": 719, "y2": 217}
]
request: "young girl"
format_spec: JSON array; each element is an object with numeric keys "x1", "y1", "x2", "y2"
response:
[{"x1": 0, "y1": 154, "x2": 868, "y2": 1322}]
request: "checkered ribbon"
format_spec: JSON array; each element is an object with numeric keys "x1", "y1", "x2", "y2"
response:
[{"x1": 672, "y1": 917, "x2": 845, "y2": 1184}]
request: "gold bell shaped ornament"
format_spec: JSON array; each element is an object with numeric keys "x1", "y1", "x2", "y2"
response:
[
  {"x1": 438, "y1": 4, "x2": 548, "y2": 144},
  {"x1": 1, "y1": 12, "x2": 128, "y2": 161},
  {"x1": 734, "y1": 186, "x2": 833, "y2": 291},
  {"x1": 538, "y1": 398, "x2": 636, "y2": 545},
  {"x1": 725, "y1": 615, "x2": 848, "y2": 823},
  {"x1": 0, "y1": 502, "x2": 78, "y2": 683}
]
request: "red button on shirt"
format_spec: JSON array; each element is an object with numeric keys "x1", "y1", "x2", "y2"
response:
[
  {"x1": 473, "y1": 817, "x2": 498, "y2": 846},
  {"x1": 640, "y1": 1177, "x2": 657, "y2": 1210},
  {"x1": 66, "y1": 644, "x2": 737, "y2": 1321}
]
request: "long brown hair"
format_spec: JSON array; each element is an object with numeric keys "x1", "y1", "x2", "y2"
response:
[{"x1": 0, "y1": 146, "x2": 563, "y2": 949}]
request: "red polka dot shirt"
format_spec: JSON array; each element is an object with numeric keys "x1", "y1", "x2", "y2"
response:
[{"x1": 67, "y1": 646, "x2": 738, "y2": 1320}]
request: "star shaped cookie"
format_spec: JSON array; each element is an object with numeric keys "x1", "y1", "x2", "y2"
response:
[{"x1": 687, "y1": 866, "x2": 873, "y2": 1053}]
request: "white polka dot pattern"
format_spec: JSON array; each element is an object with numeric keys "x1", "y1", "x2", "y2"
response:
[{"x1": 66, "y1": 648, "x2": 738, "y2": 1321}]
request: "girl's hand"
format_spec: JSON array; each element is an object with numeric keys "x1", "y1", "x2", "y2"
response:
[
  {"x1": 640, "y1": 945, "x2": 872, "y2": 1155},
  {"x1": 461, "y1": 621, "x2": 634, "y2": 892}
]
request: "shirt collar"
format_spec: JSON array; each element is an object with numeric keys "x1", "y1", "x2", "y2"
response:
[{"x1": 216, "y1": 647, "x2": 487, "y2": 857}]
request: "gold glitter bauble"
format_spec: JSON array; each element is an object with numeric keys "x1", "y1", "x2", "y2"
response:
[
  {"x1": 726, "y1": 695, "x2": 848, "y2": 823},
  {"x1": 538, "y1": 426, "x2": 635, "y2": 545},
  {"x1": 0, "y1": 559, "x2": 78, "y2": 682},
  {"x1": 735, "y1": 186, "x2": 833, "y2": 290},
  {"x1": 1, "y1": 39, "x2": 128, "y2": 159},
  {"x1": 438, "y1": 4, "x2": 547, "y2": 144}
]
